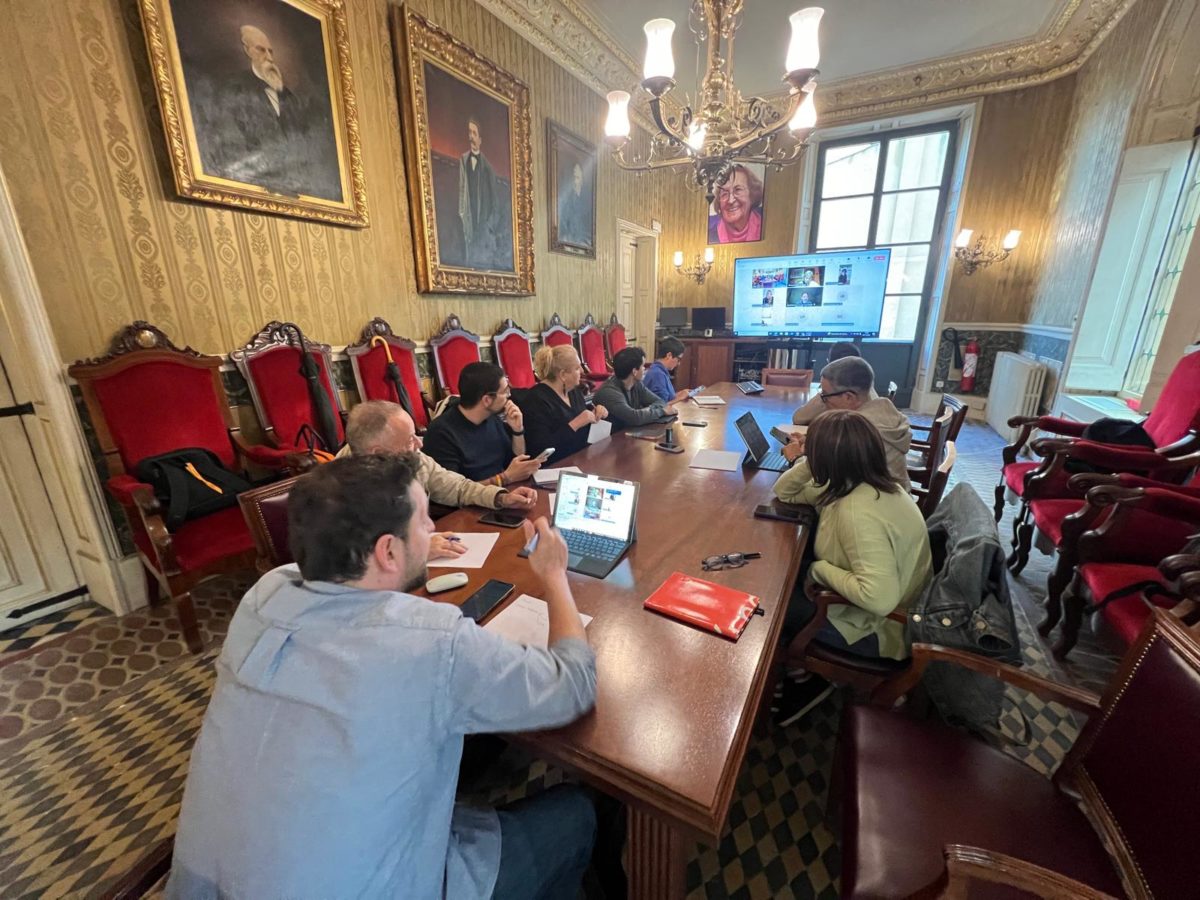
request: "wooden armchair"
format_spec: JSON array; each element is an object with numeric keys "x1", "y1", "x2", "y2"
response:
[
  {"x1": 429, "y1": 313, "x2": 481, "y2": 397},
  {"x1": 907, "y1": 407, "x2": 952, "y2": 491},
  {"x1": 837, "y1": 610, "x2": 1197, "y2": 899},
  {"x1": 576, "y1": 312, "x2": 612, "y2": 385},
  {"x1": 913, "y1": 440, "x2": 957, "y2": 519},
  {"x1": 493, "y1": 318, "x2": 537, "y2": 390},
  {"x1": 911, "y1": 394, "x2": 967, "y2": 451},
  {"x1": 540, "y1": 311, "x2": 575, "y2": 348},
  {"x1": 230, "y1": 321, "x2": 345, "y2": 453},
  {"x1": 68, "y1": 322, "x2": 299, "y2": 652},
  {"x1": 238, "y1": 476, "x2": 299, "y2": 573},
  {"x1": 760, "y1": 368, "x2": 814, "y2": 390},
  {"x1": 346, "y1": 317, "x2": 433, "y2": 430}
]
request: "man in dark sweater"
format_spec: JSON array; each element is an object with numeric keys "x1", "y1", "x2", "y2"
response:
[
  {"x1": 422, "y1": 363, "x2": 543, "y2": 486},
  {"x1": 593, "y1": 347, "x2": 679, "y2": 429}
]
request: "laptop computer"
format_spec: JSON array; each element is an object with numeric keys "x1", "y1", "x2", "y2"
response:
[
  {"x1": 734, "y1": 412, "x2": 793, "y2": 472},
  {"x1": 551, "y1": 470, "x2": 640, "y2": 578}
]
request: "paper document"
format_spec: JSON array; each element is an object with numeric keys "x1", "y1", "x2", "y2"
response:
[
  {"x1": 690, "y1": 449, "x2": 742, "y2": 472},
  {"x1": 428, "y1": 531, "x2": 500, "y2": 569},
  {"x1": 484, "y1": 594, "x2": 593, "y2": 648},
  {"x1": 534, "y1": 466, "x2": 582, "y2": 487},
  {"x1": 692, "y1": 395, "x2": 726, "y2": 407},
  {"x1": 587, "y1": 419, "x2": 613, "y2": 444}
]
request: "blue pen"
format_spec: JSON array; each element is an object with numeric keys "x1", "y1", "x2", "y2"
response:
[{"x1": 446, "y1": 535, "x2": 461, "y2": 543}]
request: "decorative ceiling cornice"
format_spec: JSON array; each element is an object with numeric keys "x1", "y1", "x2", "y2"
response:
[{"x1": 474, "y1": 0, "x2": 1140, "y2": 123}]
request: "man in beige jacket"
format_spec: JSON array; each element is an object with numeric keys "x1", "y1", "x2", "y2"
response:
[
  {"x1": 338, "y1": 400, "x2": 537, "y2": 560},
  {"x1": 782, "y1": 357, "x2": 912, "y2": 492}
]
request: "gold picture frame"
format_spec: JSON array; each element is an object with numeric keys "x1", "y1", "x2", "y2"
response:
[
  {"x1": 138, "y1": 0, "x2": 368, "y2": 227},
  {"x1": 392, "y1": 6, "x2": 535, "y2": 295},
  {"x1": 547, "y1": 120, "x2": 597, "y2": 259}
]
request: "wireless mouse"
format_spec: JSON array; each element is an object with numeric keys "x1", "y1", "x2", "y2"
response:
[{"x1": 425, "y1": 572, "x2": 469, "y2": 594}]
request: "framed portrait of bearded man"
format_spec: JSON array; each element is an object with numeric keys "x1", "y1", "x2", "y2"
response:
[
  {"x1": 138, "y1": 0, "x2": 368, "y2": 226},
  {"x1": 391, "y1": 6, "x2": 534, "y2": 295}
]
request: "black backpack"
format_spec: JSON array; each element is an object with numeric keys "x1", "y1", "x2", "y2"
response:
[{"x1": 135, "y1": 448, "x2": 253, "y2": 530}]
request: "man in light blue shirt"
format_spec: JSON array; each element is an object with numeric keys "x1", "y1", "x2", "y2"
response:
[
  {"x1": 167, "y1": 453, "x2": 598, "y2": 899},
  {"x1": 643, "y1": 335, "x2": 691, "y2": 404}
]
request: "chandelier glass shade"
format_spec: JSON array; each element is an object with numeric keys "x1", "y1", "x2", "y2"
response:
[{"x1": 604, "y1": 2, "x2": 824, "y2": 204}]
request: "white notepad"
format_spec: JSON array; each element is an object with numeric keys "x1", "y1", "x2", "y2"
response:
[
  {"x1": 689, "y1": 449, "x2": 742, "y2": 471},
  {"x1": 587, "y1": 419, "x2": 613, "y2": 444},
  {"x1": 427, "y1": 532, "x2": 500, "y2": 569},
  {"x1": 484, "y1": 594, "x2": 593, "y2": 648},
  {"x1": 692, "y1": 395, "x2": 726, "y2": 407},
  {"x1": 533, "y1": 466, "x2": 582, "y2": 487}
]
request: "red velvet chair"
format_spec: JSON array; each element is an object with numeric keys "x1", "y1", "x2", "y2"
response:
[
  {"x1": 604, "y1": 313, "x2": 628, "y2": 360},
  {"x1": 1046, "y1": 480, "x2": 1200, "y2": 658},
  {"x1": 230, "y1": 321, "x2": 345, "y2": 453},
  {"x1": 68, "y1": 322, "x2": 297, "y2": 652},
  {"x1": 841, "y1": 609, "x2": 1199, "y2": 899},
  {"x1": 493, "y1": 318, "x2": 536, "y2": 390},
  {"x1": 429, "y1": 313, "x2": 481, "y2": 397},
  {"x1": 346, "y1": 317, "x2": 433, "y2": 430},
  {"x1": 540, "y1": 312, "x2": 574, "y2": 349},
  {"x1": 576, "y1": 312, "x2": 612, "y2": 386},
  {"x1": 994, "y1": 351, "x2": 1200, "y2": 535}
]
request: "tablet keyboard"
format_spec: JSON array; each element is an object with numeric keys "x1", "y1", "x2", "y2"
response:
[
  {"x1": 563, "y1": 530, "x2": 626, "y2": 561},
  {"x1": 737, "y1": 380, "x2": 764, "y2": 394}
]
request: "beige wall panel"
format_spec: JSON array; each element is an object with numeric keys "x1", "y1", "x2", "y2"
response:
[
  {"x1": 1028, "y1": 0, "x2": 1171, "y2": 328},
  {"x1": 1129, "y1": 0, "x2": 1200, "y2": 146}
]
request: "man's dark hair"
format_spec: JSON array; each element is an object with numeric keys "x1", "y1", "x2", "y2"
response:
[
  {"x1": 658, "y1": 336, "x2": 685, "y2": 359},
  {"x1": 828, "y1": 342, "x2": 862, "y2": 362},
  {"x1": 288, "y1": 454, "x2": 421, "y2": 583},
  {"x1": 820, "y1": 356, "x2": 875, "y2": 397},
  {"x1": 458, "y1": 362, "x2": 506, "y2": 407},
  {"x1": 613, "y1": 346, "x2": 647, "y2": 379},
  {"x1": 806, "y1": 409, "x2": 900, "y2": 507}
]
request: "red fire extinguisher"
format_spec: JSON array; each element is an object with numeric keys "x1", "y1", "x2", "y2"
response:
[{"x1": 960, "y1": 337, "x2": 980, "y2": 393}]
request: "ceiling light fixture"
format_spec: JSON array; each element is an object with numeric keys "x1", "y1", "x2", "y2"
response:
[{"x1": 604, "y1": 3, "x2": 824, "y2": 205}]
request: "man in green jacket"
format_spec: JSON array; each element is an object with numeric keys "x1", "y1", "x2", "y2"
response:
[{"x1": 593, "y1": 347, "x2": 680, "y2": 429}]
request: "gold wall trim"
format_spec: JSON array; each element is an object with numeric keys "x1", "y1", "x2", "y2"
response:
[{"x1": 476, "y1": 0, "x2": 1141, "y2": 122}]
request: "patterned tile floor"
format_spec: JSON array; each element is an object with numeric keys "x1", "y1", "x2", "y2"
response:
[{"x1": 0, "y1": 418, "x2": 1122, "y2": 898}]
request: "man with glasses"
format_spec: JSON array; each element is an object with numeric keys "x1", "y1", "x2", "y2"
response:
[
  {"x1": 423, "y1": 362, "x2": 543, "y2": 487},
  {"x1": 782, "y1": 356, "x2": 912, "y2": 491},
  {"x1": 341, "y1": 399, "x2": 538, "y2": 561}
]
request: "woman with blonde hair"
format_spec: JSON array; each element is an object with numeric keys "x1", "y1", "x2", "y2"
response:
[{"x1": 517, "y1": 344, "x2": 608, "y2": 464}]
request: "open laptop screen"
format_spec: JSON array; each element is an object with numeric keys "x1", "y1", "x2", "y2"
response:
[
  {"x1": 734, "y1": 412, "x2": 772, "y2": 462},
  {"x1": 554, "y1": 471, "x2": 638, "y2": 541}
]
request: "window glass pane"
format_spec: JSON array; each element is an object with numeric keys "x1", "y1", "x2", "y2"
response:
[
  {"x1": 821, "y1": 142, "x2": 880, "y2": 198},
  {"x1": 878, "y1": 295, "x2": 921, "y2": 341},
  {"x1": 883, "y1": 131, "x2": 950, "y2": 191},
  {"x1": 815, "y1": 196, "x2": 873, "y2": 249},
  {"x1": 875, "y1": 189, "x2": 939, "y2": 244},
  {"x1": 882, "y1": 244, "x2": 930, "y2": 294}
]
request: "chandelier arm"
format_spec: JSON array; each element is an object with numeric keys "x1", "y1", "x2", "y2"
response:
[
  {"x1": 609, "y1": 148, "x2": 697, "y2": 174},
  {"x1": 724, "y1": 92, "x2": 805, "y2": 155},
  {"x1": 647, "y1": 96, "x2": 689, "y2": 147}
]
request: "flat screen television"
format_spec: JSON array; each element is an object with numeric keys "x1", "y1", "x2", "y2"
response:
[{"x1": 731, "y1": 248, "x2": 891, "y2": 338}]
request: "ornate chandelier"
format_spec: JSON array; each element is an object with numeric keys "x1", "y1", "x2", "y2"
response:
[{"x1": 603, "y1": 3, "x2": 823, "y2": 204}]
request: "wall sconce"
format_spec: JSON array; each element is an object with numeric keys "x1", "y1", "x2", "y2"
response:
[
  {"x1": 953, "y1": 229, "x2": 1021, "y2": 276},
  {"x1": 674, "y1": 246, "x2": 714, "y2": 284}
]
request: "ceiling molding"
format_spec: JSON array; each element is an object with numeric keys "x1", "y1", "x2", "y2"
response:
[{"x1": 475, "y1": 0, "x2": 1141, "y2": 123}]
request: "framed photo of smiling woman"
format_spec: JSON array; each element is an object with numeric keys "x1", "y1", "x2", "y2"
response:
[
  {"x1": 138, "y1": 0, "x2": 367, "y2": 226},
  {"x1": 707, "y1": 162, "x2": 766, "y2": 244}
]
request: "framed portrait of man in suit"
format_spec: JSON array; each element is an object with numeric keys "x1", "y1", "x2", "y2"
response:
[
  {"x1": 547, "y1": 120, "x2": 596, "y2": 260},
  {"x1": 392, "y1": 7, "x2": 534, "y2": 296},
  {"x1": 138, "y1": 0, "x2": 367, "y2": 226}
]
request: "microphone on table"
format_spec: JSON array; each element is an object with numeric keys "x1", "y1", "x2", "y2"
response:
[{"x1": 655, "y1": 425, "x2": 684, "y2": 454}]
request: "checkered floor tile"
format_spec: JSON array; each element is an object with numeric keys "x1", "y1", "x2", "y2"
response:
[
  {"x1": 0, "y1": 417, "x2": 1123, "y2": 898},
  {"x1": 0, "y1": 602, "x2": 112, "y2": 658}
]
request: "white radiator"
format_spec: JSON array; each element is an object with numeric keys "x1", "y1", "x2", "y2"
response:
[{"x1": 986, "y1": 352, "x2": 1046, "y2": 442}]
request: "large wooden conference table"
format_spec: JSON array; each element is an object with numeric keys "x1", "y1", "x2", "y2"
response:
[{"x1": 428, "y1": 382, "x2": 812, "y2": 898}]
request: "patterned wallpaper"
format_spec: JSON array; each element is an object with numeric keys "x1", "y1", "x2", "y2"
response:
[
  {"x1": 0, "y1": 0, "x2": 704, "y2": 363},
  {"x1": 1027, "y1": 0, "x2": 1171, "y2": 328}
]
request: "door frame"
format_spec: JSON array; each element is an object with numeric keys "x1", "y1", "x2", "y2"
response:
[
  {"x1": 616, "y1": 218, "x2": 658, "y2": 347},
  {"x1": 0, "y1": 164, "x2": 138, "y2": 615}
]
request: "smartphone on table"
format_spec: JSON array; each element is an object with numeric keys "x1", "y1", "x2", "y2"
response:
[
  {"x1": 753, "y1": 500, "x2": 815, "y2": 525},
  {"x1": 479, "y1": 510, "x2": 526, "y2": 528},
  {"x1": 459, "y1": 579, "x2": 515, "y2": 622}
]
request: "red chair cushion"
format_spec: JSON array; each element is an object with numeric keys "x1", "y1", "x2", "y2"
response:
[
  {"x1": 1002, "y1": 461, "x2": 1040, "y2": 496},
  {"x1": 543, "y1": 328, "x2": 573, "y2": 348},
  {"x1": 92, "y1": 361, "x2": 235, "y2": 471},
  {"x1": 353, "y1": 344, "x2": 428, "y2": 429},
  {"x1": 579, "y1": 328, "x2": 610, "y2": 377},
  {"x1": 839, "y1": 705, "x2": 1124, "y2": 899},
  {"x1": 1029, "y1": 499, "x2": 1086, "y2": 546},
  {"x1": 246, "y1": 347, "x2": 344, "y2": 448},
  {"x1": 1079, "y1": 562, "x2": 1173, "y2": 647},
  {"x1": 605, "y1": 325, "x2": 627, "y2": 358},
  {"x1": 432, "y1": 335, "x2": 480, "y2": 394},
  {"x1": 131, "y1": 505, "x2": 254, "y2": 575},
  {"x1": 1144, "y1": 349, "x2": 1200, "y2": 447},
  {"x1": 496, "y1": 333, "x2": 536, "y2": 390}
]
